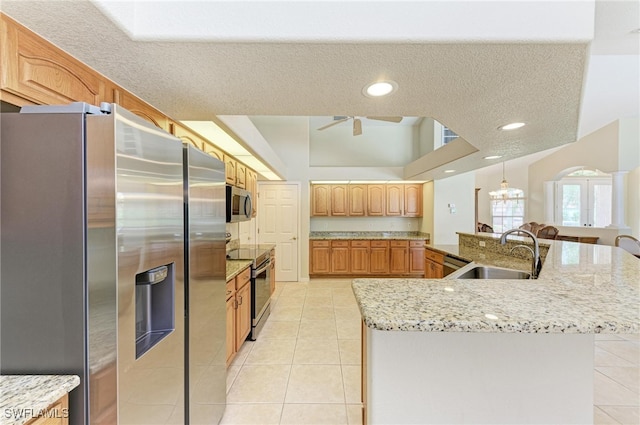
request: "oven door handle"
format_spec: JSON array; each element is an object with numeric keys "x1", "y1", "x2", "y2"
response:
[{"x1": 253, "y1": 259, "x2": 271, "y2": 276}]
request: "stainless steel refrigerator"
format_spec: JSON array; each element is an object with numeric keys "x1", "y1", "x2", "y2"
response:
[{"x1": 1, "y1": 103, "x2": 226, "y2": 424}]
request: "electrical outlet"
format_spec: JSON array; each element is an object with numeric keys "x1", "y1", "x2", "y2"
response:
[{"x1": 479, "y1": 241, "x2": 486, "y2": 247}]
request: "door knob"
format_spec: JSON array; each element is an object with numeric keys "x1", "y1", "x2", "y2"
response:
[{"x1": 291, "y1": 236, "x2": 297, "y2": 240}]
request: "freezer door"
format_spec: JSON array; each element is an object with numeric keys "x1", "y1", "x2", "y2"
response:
[
  {"x1": 89, "y1": 106, "x2": 186, "y2": 425},
  {"x1": 184, "y1": 145, "x2": 227, "y2": 424}
]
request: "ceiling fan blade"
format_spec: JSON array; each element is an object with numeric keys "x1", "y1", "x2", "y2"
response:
[
  {"x1": 353, "y1": 118, "x2": 362, "y2": 136},
  {"x1": 317, "y1": 117, "x2": 350, "y2": 131},
  {"x1": 366, "y1": 116, "x2": 403, "y2": 123}
]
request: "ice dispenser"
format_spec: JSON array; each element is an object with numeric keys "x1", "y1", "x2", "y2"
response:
[{"x1": 135, "y1": 263, "x2": 175, "y2": 359}]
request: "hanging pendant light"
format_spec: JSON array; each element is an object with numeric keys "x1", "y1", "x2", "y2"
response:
[{"x1": 489, "y1": 162, "x2": 524, "y2": 202}]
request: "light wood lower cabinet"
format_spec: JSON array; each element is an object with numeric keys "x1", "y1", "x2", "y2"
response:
[
  {"x1": 310, "y1": 239, "x2": 427, "y2": 277},
  {"x1": 226, "y1": 266, "x2": 252, "y2": 366},
  {"x1": 424, "y1": 247, "x2": 445, "y2": 279},
  {"x1": 25, "y1": 393, "x2": 70, "y2": 425},
  {"x1": 389, "y1": 241, "x2": 409, "y2": 274},
  {"x1": 409, "y1": 240, "x2": 426, "y2": 274}
]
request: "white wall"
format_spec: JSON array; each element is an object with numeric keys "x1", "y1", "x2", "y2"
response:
[
  {"x1": 251, "y1": 117, "x2": 311, "y2": 280},
  {"x1": 433, "y1": 172, "x2": 476, "y2": 244},
  {"x1": 527, "y1": 118, "x2": 640, "y2": 243},
  {"x1": 310, "y1": 125, "x2": 416, "y2": 167}
]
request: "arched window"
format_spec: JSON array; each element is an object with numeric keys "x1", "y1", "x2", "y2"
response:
[{"x1": 555, "y1": 169, "x2": 612, "y2": 228}]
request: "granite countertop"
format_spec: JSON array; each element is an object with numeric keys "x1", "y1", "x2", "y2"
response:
[
  {"x1": 310, "y1": 231, "x2": 430, "y2": 240},
  {"x1": 353, "y1": 232, "x2": 640, "y2": 334},
  {"x1": 226, "y1": 259, "x2": 252, "y2": 281},
  {"x1": 0, "y1": 375, "x2": 80, "y2": 425}
]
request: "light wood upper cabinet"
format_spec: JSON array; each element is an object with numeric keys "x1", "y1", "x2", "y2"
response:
[
  {"x1": 311, "y1": 185, "x2": 331, "y2": 216},
  {"x1": 404, "y1": 184, "x2": 423, "y2": 217},
  {"x1": 330, "y1": 185, "x2": 348, "y2": 216},
  {"x1": 1, "y1": 14, "x2": 105, "y2": 107},
  {"x1": 236, "y1": 162, "x2": 247, "y2": 189},
  {"x1": 113, "y1": 88, "x2": 169, "y2": 132},
  {"x1": 367, "y1": 185, "x2": 385, "y2": 216},
  {"x1": 386, "y1": 185, "x2": 404, "y2": 216},
  {"x1": 225, "y1": 155, "x2": 237, "y2": 185},
  {"x1": 348, "y1": 185, "x2": 367, "y2": 216},
  {"x1": 204, "y1": 143, "x2": 225, "y2": 163},
  {"x1": 246, "y1": 169, "x2": 257, "y2": 217},
  {"x1": 172, "y1": 122, "x2": 207, "y2": 150}
]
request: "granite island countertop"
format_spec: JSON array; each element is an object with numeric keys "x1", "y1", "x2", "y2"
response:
[
  {"x1": 0, "y1": 375, "x2": 80, "y2": 425},
  {"x1": 310, "y1": 231, "x2": 430, "y2": 240},
  {"x1": 353, "y1": 233, "x2": 640, "y2": 334}
]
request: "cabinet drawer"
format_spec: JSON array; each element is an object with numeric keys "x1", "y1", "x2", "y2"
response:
[
  {"x1": 424, "y1": 248, "x2": 445, "y2": 264},
  {"x1": 390, "y1": 240, "x2": 408, "y2": 248},
  {"x1": 226, "y1": 279, "x2": 236, "y2": 300},
  {"x1": 410, "y1": 240, "x2": 425, "y2": 248},
  {"x1": 370, "y1": 240, "x2": 389, "y2": 248},
  {"x1": 236, "y1": 267, "x2": 251, "y2": 289},
  {"x1": 331, "y1": 240, "x2": 349, "y2": 248},
  {"x1": 311, "y1": 240, "x2": 330, "y2": 247},
  {"x1": 351, "y1": 240, "x2": 370, "y2": 248}
]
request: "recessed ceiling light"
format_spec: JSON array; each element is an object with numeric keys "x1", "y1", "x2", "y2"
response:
[
  {"x1": 484, "y1": 155, "x2": 503, "y2": 160},
  {"x1": 444, "y1": 169, "x2": 456, "y2": 173},
  {"x1": 630, "y1": 28, "x2": 640, "y2": 34},
  {"x1": 498, "y1": 122, "x2": 525, "y2": 131},
  {"x1": 363, "y1": 80, "x2": 398, "y2": 98}
]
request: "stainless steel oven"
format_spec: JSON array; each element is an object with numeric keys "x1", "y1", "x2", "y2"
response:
[
  {"x1": 443, "y1": 255, "x2": 470, "y2": 277},
  {"x1": 251, "y1": 251, "x2": 271, "y2": 340}
]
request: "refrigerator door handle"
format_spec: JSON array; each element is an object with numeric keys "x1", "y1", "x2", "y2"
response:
[{"x1": 136, "y1": 266, "x2": 169, "y2": 285}]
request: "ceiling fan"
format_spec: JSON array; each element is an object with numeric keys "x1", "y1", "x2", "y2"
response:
[{"x1": 317, "y1": 116, "x2": 403, "y2": 136}]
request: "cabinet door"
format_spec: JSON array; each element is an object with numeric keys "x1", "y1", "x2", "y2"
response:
[
  {"x1": 226, "y1": 293, "x2": 237, "y2": 365},
  {"x1": 204, "y1": 143, "x2": 225, "y2": 163},
  {"x1": 348, "y1": 185, "x2": 367, "y2": 216},
  {"x1": 1, "y1": 15, "x2": 105, "y2": 107},
  {"x1": 389, "y1": 241, "x2": 409, "y2": 274},
  {"x1": 114, "y1": 89, "x2": 169, "y2": 131},
  {"x1": 331, "y1": 241, "x2": 350, "y2": 274},
  {"x1": 350, "y1": 241, "x2": 370, "y2": 275},
  {"x1": 408, "y1": 240, "x2": 426, "y2": 274},
  {"x1": 246, "y1": 169, "x2": 258, "y2": 217},
  {"x1": 236, "y1": 162, "x2": 247, "y2": 189},
  {"x1": 311, "y1": 185, "x2": 330, "y2": 216},
  {"x1": 404, "y1": 184, "x2": 423, "y2": 217},
  {"x1": 385, "y1": 185, "x2": 404, "y2": 216},
  {"x1": 330, "y1": 185, "x2": 348, "y2": 216},
  {"x1": 369, "y1": 241, "x2": 389, "y2": 274},
  {"x1": 225, "y1": 155, "x2": 237, "y2": 185},
  {"x1": 310, "y1": 241, "x2": 331, "y2": 274},
  {"x1": 367, "y1": 185, "x2": 385, "y2": 216},
  {"x1": 424, "y1": 259, "x2": 444, "y2": 279},
  {"x1": 172, "y1": 122, "x2": 206, "y2": 150},
  {"x1": 236, "y1": 281, "x2": 252, "y2": 347}
]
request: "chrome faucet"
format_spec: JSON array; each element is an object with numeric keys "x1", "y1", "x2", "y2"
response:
[{"x1": 500, "y1": 229, "x2": 542, "y2": 279}]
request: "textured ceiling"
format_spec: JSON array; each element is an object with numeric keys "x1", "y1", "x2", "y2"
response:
[{"x1": 0, "y1": 1, "x2": 602, "y2": 179}]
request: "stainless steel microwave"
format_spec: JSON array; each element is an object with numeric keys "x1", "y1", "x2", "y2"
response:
[{"x1": 226, "y1": 185, "x2": 252, "y2": 222}]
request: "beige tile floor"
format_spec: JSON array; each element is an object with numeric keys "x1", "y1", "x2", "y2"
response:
[{"x1": 222, "y1": 279, "x2": 639, "y2": 425}]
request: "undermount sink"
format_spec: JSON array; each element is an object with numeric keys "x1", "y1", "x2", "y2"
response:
[{"x1": 451, "y1": 265, "x2": 532, "y2": 280}]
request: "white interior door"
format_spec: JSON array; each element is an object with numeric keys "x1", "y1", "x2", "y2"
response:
[{"x1": 258, "y1": 183, "x2": 299, "y2": 281}]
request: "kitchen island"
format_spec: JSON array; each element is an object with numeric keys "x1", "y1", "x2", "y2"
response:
[{"x1": 354, "y1": 233, "x2": 639, "y2": 424}]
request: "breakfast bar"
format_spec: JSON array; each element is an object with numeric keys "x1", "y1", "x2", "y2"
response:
[{"x1": 353, "y1": 234, "x2": 640, "y2": 424}]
